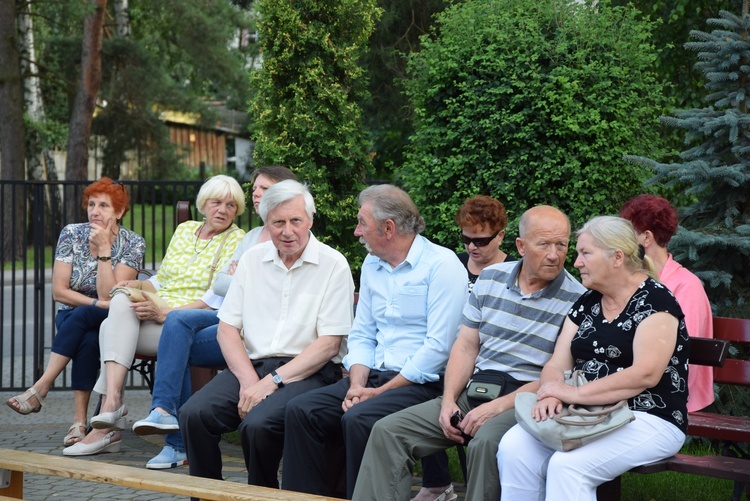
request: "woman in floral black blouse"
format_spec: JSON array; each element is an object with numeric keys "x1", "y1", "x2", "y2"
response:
[{"x1": 498, "y1": 216, "x2": 688, "y2": 500}]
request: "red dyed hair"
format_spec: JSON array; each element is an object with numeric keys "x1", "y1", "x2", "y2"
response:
[
  {"x1": 619, "y1": 194, "x2": 677, "y2": 247},
  {"x1": 455, "y1": 196, "x2": 508, "y2": 234},
  {"x1": 82, "y1": 177, "x2": 130, "y2": 219}
]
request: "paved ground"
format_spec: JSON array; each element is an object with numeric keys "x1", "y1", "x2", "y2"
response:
[{"x1": 0, "y1": 389, "x2": 466, "y2": 500}]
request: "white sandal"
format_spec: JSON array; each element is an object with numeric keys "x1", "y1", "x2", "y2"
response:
[
  {"x1": 6, "y1": 387, "x2": 44, "y2": 415},
  {"x1": 64, "y1": 422, "x2": 87, "y2": 446}
]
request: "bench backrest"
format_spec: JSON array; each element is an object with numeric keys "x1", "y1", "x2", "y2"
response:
[{"x1": 712, "y1": 316, "x2": 750, "y2": 387}]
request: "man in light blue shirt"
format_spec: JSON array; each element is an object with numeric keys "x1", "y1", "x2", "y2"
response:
[{"x1": 282, "y1": 184, "x2": 467, "y2": 499}]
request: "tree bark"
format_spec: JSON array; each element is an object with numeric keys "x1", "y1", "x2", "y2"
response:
[
  {"x1": 0, "y1": 0, "x2": 27, "y2": 261},
  {"x1": 65, "y1": 0, "x2": 106, "y2": 183}
]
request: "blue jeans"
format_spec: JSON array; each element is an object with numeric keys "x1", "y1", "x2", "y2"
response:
[
  {"x1": 53, "y1": 306, "x2": 109, "y2": 390},
  {"x1": 151, "y1": 309, "x2": 225, "y2": 452}
]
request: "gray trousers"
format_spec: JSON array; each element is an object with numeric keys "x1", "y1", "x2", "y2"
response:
[{"x1": 353, "y1": 392, "x2": 517, "y2": 501}]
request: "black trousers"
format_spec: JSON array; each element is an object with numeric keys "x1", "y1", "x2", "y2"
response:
[
  {"x1": 282, "y1": 371, "x2": 443, "y2": 499},
  {"x1": 178, "y1": 358, "x2": 339, "y2": 489}
]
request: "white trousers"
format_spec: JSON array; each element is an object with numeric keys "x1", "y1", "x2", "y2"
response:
[
  {"x1": 498, "y1": 411, "x2": 685, "y2": 501},
  {"x1": 93, "y1": 293, "x2": 164, "y2": 395}
]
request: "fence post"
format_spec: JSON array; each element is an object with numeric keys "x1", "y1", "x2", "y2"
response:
[{"x1": 32, "y1": 183, "x2": 47, "y2": 383}]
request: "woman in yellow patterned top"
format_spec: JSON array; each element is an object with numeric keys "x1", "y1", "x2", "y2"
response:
[{"x1": 64, "y1": 175, "x2": 246, "y2": 456}]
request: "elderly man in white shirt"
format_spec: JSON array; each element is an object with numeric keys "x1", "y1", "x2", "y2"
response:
[{"x1": 178, "y1": 180, "x2": 354, "y2": 489}]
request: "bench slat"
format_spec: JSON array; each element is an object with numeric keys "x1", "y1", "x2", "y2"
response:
[
  {"x1": 0, "y1": 449, "x2": 337, "y2": 501},
  {"x1": 688, "y1": 411, "x2": 750, "y2": 443},
  {"x1": 631, "y1": 453, "x2": 750, "y2": 483}
]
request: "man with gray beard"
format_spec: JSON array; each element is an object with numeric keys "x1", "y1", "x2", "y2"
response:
[{"x1": 281, "y1": 184, "x2": 467, "y2": 499}]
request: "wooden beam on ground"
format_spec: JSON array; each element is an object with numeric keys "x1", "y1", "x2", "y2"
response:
[{"x1": 0, "y1": 449, "x2": 341, "y2": 501}]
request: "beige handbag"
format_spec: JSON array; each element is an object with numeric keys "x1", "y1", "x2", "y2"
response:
[
  {"x1": 108, "y1": 286, "x2": 170, "y2": 309},
  {"x1": 514, "y1": 370, "x2": 635, "y2": 451}
]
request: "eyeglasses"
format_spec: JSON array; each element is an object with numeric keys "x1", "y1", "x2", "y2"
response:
[{"x1": 460, "y1": 231, "x2": 499, "y2": 247}]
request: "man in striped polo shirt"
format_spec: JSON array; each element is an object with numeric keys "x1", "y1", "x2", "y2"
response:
[{"x1": 354, "y1": 205, "x2": 586, "y2": 501}]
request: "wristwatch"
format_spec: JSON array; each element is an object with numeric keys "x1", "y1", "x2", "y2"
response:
[
  {"x1": 270, "y1": 370, "x2": 284, "y2": 388},
  {"x1": 97, "y1": 256, "x2": 112, "y2": 261}
]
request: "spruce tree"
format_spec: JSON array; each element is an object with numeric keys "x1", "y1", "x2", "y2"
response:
[{"x1": 627, "y1": 2, "x2": 750, "y2": 316}]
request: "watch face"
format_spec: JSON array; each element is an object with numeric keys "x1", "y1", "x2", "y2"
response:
[{"x1": 273, "y1": 373, "x2": 282, "y2": 384}]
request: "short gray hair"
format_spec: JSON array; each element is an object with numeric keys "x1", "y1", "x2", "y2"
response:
[
  {"x1": 258, "y1": 180, "x2": 315, "y2": 223},
  {"x1": 196, "y1": 175, "x2": 246, "y2": 216},
  {"x1": 358, "y1": 184, "x2": 425, "y2": 235}
]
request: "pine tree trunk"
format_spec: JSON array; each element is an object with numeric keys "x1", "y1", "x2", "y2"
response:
[
  {"x1": 65, "y1": 0, "x2": 106, "y2": 189},
  {"x1": 0, "y1": 0, "x2": 27, "y2": 261}
]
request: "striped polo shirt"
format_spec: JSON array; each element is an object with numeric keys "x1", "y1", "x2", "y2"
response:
[{"x1": 462, "y1": 260, "x2": 585, "y2": 382}]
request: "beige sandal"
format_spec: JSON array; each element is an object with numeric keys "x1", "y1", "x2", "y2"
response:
[
  {"x1": 5, "y1": 387, "x2": 44, "y2": 415},
  {"x1": 64, "y1": 422, "x2": 87, "y2": 447}
]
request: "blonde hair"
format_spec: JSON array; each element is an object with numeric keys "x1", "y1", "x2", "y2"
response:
[
  {"x1": 577, "y1": 216, "x2": 658, "y2": 281},
  {"x1": 196, "y1": 175, "x2": 246, "y2": 217}
]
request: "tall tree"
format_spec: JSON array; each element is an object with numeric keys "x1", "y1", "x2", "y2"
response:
[
  {"x1": 251, "y1": 0, "x2": 379, "y2": 276},
  {"x1": 18, "y1": 1, "x2": 59, "y2": 182},
  {"x1": 399, "y1": 0, "x2": 669, "y2": 249},
  {"x1": 18, "y1": 1, "x2": 63, "y2": 247},
  {"x1": 627, "y1": 3, "x2": 750, "y2": 316},
  {"x1": 0, "y1": 0, "x2": 26, "y2": 260},
  {"x1": 611, "y1": 0, "x2": 743, "y2": 111},
  {"x1": 65, "y1": 0, "x2": 106, "y2": 182},
  {"x1": 362, "y1": 0, "x2": 449, "y2": 179}
]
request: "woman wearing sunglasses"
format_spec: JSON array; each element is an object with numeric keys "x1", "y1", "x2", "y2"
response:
[
  {"x1": 456, "y1": 195, "x2": 514, "y2": 293},
  {"x1": 415, "y1": 194, "x2": 513, "y2": 501}
]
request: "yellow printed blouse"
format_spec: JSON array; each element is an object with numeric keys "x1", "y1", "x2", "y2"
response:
[{"x1": 154, "y1": 220, "x2": 245, "y2": 307}]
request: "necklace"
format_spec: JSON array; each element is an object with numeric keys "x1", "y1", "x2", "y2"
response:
[{"x1": 188, "y1": 224, "x2": 214, "y2": 264}]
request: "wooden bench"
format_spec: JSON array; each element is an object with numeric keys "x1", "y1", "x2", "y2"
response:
[
  {"x1": 0, "y1": 448, "x2": 337, "y2": 500},
  {"x1": 597, "y1": 316, "x2": 750, "y2": 500}
]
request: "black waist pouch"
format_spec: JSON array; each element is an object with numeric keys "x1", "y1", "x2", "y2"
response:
[{"x1": 466, "y1": 369, "x2": 524, "y2": 408}]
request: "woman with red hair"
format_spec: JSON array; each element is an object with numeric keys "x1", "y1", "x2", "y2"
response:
[
  {"x1": 6, "y1": 178, "x2": 145, "y2": 446},
  {"x1": 455, "y1": 195, "x2": 513, "y2": 292},
  {"x1": 620, "y1": 194, "x2": 714, "y2": 412},
  {"x1": 416, "y1": 195, "x2": 514, "y2": 501}
]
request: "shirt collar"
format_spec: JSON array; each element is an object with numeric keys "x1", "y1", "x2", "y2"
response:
[
  {"x1": 263, "y1": 231, "x2": 320, "y2": 269},
  {"x1": 507, "y1": 258, "x2": 568, "y2": 298},
  {"x1": 375, "y1": 234, "x2": 425, "y2": 272}
]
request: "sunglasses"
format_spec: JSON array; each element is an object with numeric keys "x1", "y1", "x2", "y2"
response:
[{"x1": 460, "y1": 231, "x2": 499, "y2": 247}]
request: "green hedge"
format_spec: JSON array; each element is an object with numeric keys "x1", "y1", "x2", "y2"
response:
[{"x1": 399, "y1": 0, "x2": 670, "y2": 250}]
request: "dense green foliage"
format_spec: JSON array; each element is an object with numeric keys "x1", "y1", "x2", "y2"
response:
[
  {"x1": 610, "y1": 0, "x2": 743, "y2": 111},
  {"x1": 250, "y1": 0, "x2": 380, "y2": 276},
  {"x1": 627, "y1": 8, "x2": 750, "y2": 317},
  {"x1": 398, "y1": 0, "x2": 670, "y2": 250}
]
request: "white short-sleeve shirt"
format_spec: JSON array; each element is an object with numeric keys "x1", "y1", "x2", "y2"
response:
[{"x1": 218, "y1": 233, "x2": 354, "y2": 362}]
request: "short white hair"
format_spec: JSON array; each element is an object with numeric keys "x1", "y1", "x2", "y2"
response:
[
  {"x1": 196, "y1": 175, "x2": 246, "y2": 216},
  {"x1": 258, "y1": 180, "x2": 315, "y2": 223}
]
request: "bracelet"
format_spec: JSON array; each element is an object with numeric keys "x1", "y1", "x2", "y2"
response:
[
  {"x1": 92, "y1": 299, "x2": 98, "y2": 307},
  {"x1": 97, "y1": 256, "x2": 112, "y2": 261}
]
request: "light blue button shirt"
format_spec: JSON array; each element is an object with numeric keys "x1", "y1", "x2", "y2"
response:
[{"x1": 343, "y1": 235, "x2": 467, "y2": 384}]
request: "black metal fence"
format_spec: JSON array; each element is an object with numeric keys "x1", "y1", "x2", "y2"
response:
[{"x1": 0, "y1": 180, "x2": 258, "y2": 392}]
